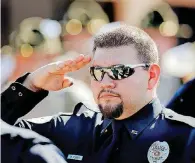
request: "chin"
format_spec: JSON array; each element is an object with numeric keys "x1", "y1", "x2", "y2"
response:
[
  {"x1": 99, "y1": 99, "x2": 120, "y2": 104},
  {"x1": 98, "y1": 102, "x2": 124, "y2": 119}
]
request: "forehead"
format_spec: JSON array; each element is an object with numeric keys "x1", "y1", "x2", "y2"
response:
[{"x1": 92, "y1": 45, "x2": 140, "y2": 66}]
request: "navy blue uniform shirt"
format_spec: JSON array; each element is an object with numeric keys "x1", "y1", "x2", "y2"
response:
[
  {"x1": 1, "y1": 74, "x2": 195, "y2": 163},
  {"x1": 167, "y1": 78, "x2": 195, "y2": 118}
]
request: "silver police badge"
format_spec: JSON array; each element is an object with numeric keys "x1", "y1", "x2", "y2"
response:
[{"x1": 147, "y1": 141, "x2": 170, "y2": 163}]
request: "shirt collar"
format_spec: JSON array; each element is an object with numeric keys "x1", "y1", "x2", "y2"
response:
[{"x1": 101, "y1": 98, "x2": 163, "y2": 139}]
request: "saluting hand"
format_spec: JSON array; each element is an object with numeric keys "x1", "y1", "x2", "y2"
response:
[{"x1": 23, "y1": 54, "x2": 91, "y2": 92}]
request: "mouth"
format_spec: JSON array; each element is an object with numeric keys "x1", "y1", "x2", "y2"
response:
[{"x1": 99, "y1": 93, "x2": 119, "y2": 99}]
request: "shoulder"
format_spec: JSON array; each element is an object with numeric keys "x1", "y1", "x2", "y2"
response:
[
  {"x1": 162, "y1": 108, "x2": 195, "y2": 128},
  {"x1": 73, "y1": 102, "x2": 101, "y2": 117},
  {"x1": 18, "y1": 102, "x2": 102, "y2": 127},
  {"x1": 71, "y1": 102, "x2": 103, "y2": 127}
]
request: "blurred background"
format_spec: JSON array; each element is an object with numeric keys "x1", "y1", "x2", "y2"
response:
[{"x1": 1, "y1": 0, "x2": 195, "y2": 119}]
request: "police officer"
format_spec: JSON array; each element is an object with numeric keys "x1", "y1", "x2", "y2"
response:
[{"x1": 1, "y1": 26, "x2": 195, "y2": 163}]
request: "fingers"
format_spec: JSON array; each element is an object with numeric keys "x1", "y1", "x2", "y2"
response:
[
  {"x1": 50, "y1": 54, "x2": 91, "y2": 74},
  {"x1": 74, "y1": 54, "x2": 91, "y2": 63},
  {"x1": 70, "y1": 55, "x2": 91, "y2": 71},
  {"x1": 75, "y1": 54, "x2": 85, "y2": 63},
  {"x1": 83, "y1": 55, "x2": 91, "y2": 63},
  {"x1": 62, "y1": 78, "x2": 73, "y2": 88},
  {"x1": 61, "y1": 55, "x2": 91, "y2": 72},
  {"x1": 57, "y1": 60, "x2": 73, "y2": 70}
]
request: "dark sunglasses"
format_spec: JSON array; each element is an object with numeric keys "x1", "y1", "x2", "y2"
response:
[{"x1": 90, "y1": 63, "x2": 150, "y2": 81}]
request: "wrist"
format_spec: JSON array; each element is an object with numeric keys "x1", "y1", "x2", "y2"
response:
[{"x1": 23, "y1": 75, "x2": 41, "y2": 92}]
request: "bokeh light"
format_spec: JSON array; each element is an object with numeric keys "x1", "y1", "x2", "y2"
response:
[
  {"x1": 1, "y1": 45, "x2": 13, "y2": 55},
  {"x1": 87, "y1": 19, "x2": 107, "y2": 35},
  {"x1": 40, "y1": 19, "x2": 62, "y2": 38},
  {"x1": 66, "y1": 19, "x2": 82, "y2": 35},
  {"x1": 68, "y1": 7, "x2": 89, "y2": 26},
  {"x1": 179, "y1": 24, "x2": 193, "y2": 39},
  {"x1": 20, "y1": 44, "x2": 34, "y2": 57},
  {"x1": 159, "y1": 21, "x2": 179, "y2": 37}
]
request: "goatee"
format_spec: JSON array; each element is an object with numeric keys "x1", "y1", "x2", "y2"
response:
[{"x1": 98, "y1": 103, "x2": 123, "y2": 119}]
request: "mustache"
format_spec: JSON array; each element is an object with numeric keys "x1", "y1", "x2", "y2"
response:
[{"x1": 98, "y1": 89, "x2": 120, "y2": 99}]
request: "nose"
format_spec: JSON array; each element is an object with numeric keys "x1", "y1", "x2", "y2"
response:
[{"x1": 100, "y1": 73, "x2": 116, "y2": 89}]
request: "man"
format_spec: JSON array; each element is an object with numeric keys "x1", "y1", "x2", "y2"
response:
[
  {"x1": 1, "y1": 120, "x2": 67, "y2": 163},
  {"x1": 1, "y1": 26, "x2": 195, "y2": 163}
]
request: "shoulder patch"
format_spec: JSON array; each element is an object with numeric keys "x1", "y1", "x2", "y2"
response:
[{"x1": 163, "y1": 108, "x2": 195, "y2": 128}]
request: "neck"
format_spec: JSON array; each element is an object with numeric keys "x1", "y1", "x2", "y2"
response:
[{"x1": 115, "y1": 97, "x2": 155, "y2": 120}]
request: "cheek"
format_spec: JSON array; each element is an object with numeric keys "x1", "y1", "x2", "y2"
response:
[
  {"x1": 117, "y1": 78, "x2": 142, "y2": 92},
  {"x1": 117, "y1": 76, "x2": 147, "y2": 99},
  {"x1": 90, "y1": 80, "x2": 100, "y2": 99},
  {"x1": 131, "y1": 71, "x2": 149, "y2": 89}
]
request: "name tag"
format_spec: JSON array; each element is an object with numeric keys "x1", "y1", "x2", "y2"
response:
[{"x1": 67, "y1": 154, "x2": 83, "y2": 161}]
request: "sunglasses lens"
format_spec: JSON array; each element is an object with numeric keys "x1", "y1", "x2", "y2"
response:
[
  {"x1": 123, "y1": 66, "x2": 135, "y2": 77},
  {"x1": 90, "y1": 67, "x2": 104, "y2": 81},
  {"x1": 109, "y1": 65, "x2": 135, "y2": 80},
  {"x1": 108, "y1": 65, "x2": 123, "y2": 80},
  {"x1": 90, "y1": 65, "x2": 136, "y2": 81}
]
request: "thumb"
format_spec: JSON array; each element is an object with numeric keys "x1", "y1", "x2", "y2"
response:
[{"x1": 62, "y1": 77, "x2": 73, "y2": 88}]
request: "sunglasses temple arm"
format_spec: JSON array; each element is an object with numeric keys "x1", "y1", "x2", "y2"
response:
[{"x1": 130, "y1": 64, "x2": 149, "y2": 68}]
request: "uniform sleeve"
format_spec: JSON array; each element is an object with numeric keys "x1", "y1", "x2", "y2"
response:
[{"x1": 1, "y1": 73, "x2": 49, "y2": 125}]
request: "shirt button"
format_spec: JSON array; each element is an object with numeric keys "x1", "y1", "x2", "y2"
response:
[
  {"x1": 180, "y1": 98, "x2": 184, "y2": 102},
  {"x1": 11, "y1": 86, "x2": 16, "y2": 90},
  {"x1": 116, "y1": 147, "x2": 119, "y2": 151},
  {"x1": 18, "y1": 92, "x2": 23, "y2": 96}
]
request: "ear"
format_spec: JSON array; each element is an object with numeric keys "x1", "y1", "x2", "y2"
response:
[{"x1": 148, "y1": 64, "x2": 160, "y2": 90}]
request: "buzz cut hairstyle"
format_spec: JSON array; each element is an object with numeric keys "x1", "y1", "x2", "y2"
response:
[{"x1": 93, "y1": 25, "x2": 159, "y2": 64}]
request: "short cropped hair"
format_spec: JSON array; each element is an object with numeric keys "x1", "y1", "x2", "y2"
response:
[{"x1": 93, "y1": 25, "x2": 159, "y2": 64}]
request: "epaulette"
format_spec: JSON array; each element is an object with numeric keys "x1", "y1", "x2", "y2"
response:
[
  {"x1": 163, "y1": 108, "x2": 195, "y2": 128},
  {"x1": 73, "y1": 102, "x2": 100, "y2": 118},
  {"x1": 25, "y1": 112, "x2": 73, "y2": 126},
  {"x1": 73, "y1": 102, "x2": 103, "y2": 126},
  {"x1": 52, "y1": 112, "x2": 73, "y2": 127},
  {"x1": 26, "y1": 116, "x2": 54, "y2": 124},
  {"x1": 24, "y1": 102, "x2": 102, "y2": 127}
]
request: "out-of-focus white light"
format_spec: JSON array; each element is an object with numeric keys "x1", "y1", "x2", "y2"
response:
[
  {"x1": 162, "y1": 43, "x2": 195, "y2": 77},
  {"x1": 40, "y1": 19, "x2": 62, "y2": 38},
  {"x1": 1, "y1": 54, "x2": 16, "y2": 85},
  {"x1": 98, "y1": 22, "x2": 121, "y2": 33},
  {"x1": 159, "y1": 21, "x2": 179, "y2": 37}
]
